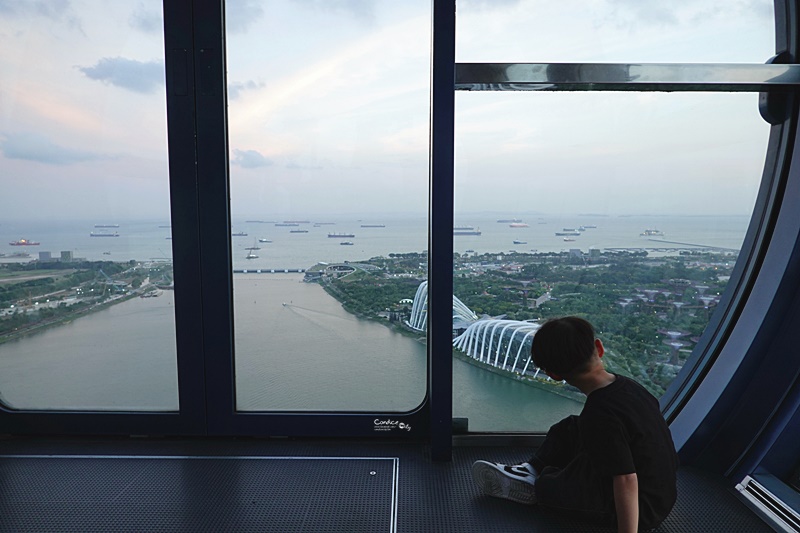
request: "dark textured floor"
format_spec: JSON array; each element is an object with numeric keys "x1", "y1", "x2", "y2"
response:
[{"x1": 0, "y1": 437, "x2": 774, "y2": 532}]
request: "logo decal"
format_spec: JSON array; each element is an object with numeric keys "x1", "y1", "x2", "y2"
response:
[{"x1": 373, "y1": 418, "x2": 412, "y2": 432}]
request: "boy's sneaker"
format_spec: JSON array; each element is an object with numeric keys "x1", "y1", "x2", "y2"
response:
[{"x1": 471, "y1": 460, "x2": 537, "y2": 504}]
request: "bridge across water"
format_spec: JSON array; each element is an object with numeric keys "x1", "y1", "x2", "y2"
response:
[{"x1": 234, "y1": 268, "x2": 307, "y2": 274}]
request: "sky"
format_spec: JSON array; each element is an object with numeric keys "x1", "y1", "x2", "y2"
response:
[{"x1": 0, "y1": 0, "x2": 776, "y2": 221}]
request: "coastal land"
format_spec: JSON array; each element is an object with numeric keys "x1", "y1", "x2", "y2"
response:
[
  {"x1": 0, "y1": 244, "x2": 734, "y2": 398},
  {"x1": 0, "y1": 259, "x2": 172, "y2": 344},
  {"x1": 308, "y1": 247, "x2": 735, "y2": 397}
]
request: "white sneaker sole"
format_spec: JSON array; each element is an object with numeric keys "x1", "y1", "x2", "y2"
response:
[{"x1": 472, "y1": 461, "x2": 537, "y2": 505}]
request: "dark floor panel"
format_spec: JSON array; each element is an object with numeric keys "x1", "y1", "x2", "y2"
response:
[
  {"x1": 404, "y1": 447, "x2": 774, "y2": 533},
  {"x1": 0, "y1": 438, "x2": 775, "y2": 532},
  {"x1": 0, "y1": 456, "x2": 397, "y2": 533}
]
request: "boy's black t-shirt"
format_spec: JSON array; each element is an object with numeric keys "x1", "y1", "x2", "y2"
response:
[{"x1": 578, "y1": 374, "x2": 679, "y2": 528}]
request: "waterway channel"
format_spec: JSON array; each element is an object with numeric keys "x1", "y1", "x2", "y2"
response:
[{"x1": 0, "y1": 274, "x2": 582, "y2": 432}]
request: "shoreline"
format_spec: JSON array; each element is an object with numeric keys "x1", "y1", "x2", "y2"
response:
[
  {"x1": 320, "y1": 278, "x2": 585, "y2": 403},
  {"x1": 0, "y1": 292, "x2": 143, "y2": 345}
]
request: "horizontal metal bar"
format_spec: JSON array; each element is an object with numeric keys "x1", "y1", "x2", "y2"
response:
[{"x1": 455, "y1": 63, "x2": 800, "y2": 92}]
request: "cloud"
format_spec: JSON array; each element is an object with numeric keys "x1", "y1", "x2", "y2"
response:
[
  {"x1": 295, "y1": 0, "x2": 376, "y2": 22},
  {"x1": 232, "y1": 149, "x2": 272, "y2": 169},
  {"x1": 0, "y1": 132, "x2": 106, "y2": 165},
  {"x1": 287, "y1": 162, "x2": 323, "y2": 170},
  {"x1": 0, "y1": 0, "x2": 72, "y2": 20},
  {"x1": 603, "y1": 0, "x2": 772, "y2": 28},
  {"x1": 228, "y1": 80, "x2": 265, "y2": 100},
  {"x1": 78, "y1": 57, "x2": 165, "y2": 94},
  {"x1": 604, "y1": 0, "x2": 680, "y2": 26},
  {"x1": 129, "y1": 3, "x2": 162, "y2": 34},
  {"x1": 457, "y1": 0, "x2": 523, "y2": 9},
  {"x1": 226, "y1": 0, "x2": 264, "y2": 34}
]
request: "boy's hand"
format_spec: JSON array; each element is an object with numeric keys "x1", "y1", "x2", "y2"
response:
[{"x1": 613, "y1": 473, "x2": 639, "y2": 533}]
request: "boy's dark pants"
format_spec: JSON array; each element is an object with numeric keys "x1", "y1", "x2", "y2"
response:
[{"x1": 528, "y1": 415, "x2": 616, "y2": 525}]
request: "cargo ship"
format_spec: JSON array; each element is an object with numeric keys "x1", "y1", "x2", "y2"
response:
[
  {"x1": 509, "y1": 222, "x2": 529, "y2": 228},
  {"x1": 328, "y1": 233, "x2": 355, "y2": 238},
  {"x1": 340, "y1": 241, "x2": 354, "y2": 246},
  {"x1": 360, "y1": 224, "x2": 385, "y2": 228},
  {"x1": 90, "y1": 232, "x2": 119, "y2": 237},
  {"x1": 454, "y1": 228, "x2": 481, "y2": 236},
  {"x1": 290, "y1": 229, "x2": 309, "y2": 233},
  {"x1": 640, "y1": 229, "x2": 665, "y2": 237},
  {"x1": 94, "y1": 224, "x2": 119, "y2": 228},
  {"x1": 9, "y1": 239, "x2": 40, "y2": 245}
]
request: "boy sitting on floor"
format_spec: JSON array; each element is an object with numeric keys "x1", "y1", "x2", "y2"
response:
[{"x1": 472, "y1": 316, "x2": 679, "y2": 532}]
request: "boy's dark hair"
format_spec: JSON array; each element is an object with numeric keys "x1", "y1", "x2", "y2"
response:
[{"x1": 531, "y1": 316, "x2": 596, "y2": 377}]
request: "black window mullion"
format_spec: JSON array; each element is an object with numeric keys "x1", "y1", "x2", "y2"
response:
[
  {"x1": 428, "y1": 0, "x2": 456, "y2": 461},
  {"x1": 190, "y1": 0, "x2": 236, "y2": 434}
]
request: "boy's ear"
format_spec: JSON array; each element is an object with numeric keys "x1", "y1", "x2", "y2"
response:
[
  {"x1": 595, "y1": 338, "x2": 605, "y2": 359},
  {"x1": 545, "y1": 370, "x2": 563, "y2": 381}
]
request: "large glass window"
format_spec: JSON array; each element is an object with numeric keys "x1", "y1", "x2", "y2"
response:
[
  {"x1": 451, "y1": 0, "x2": 774, "y2": 432},
  {"x1": 226, "y1": 1, "x2": 430, "y2": 411},
  {"x1": 0, "y1": 2, "x2": 178, "y2": 410}
]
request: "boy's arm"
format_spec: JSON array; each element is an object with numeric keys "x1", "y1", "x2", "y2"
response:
[{"x1": 613, "y1": 473, "x2": 639, "y2": 533}]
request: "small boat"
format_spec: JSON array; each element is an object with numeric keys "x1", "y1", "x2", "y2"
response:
[
  {"x1": 340, "y1": 241, "x2": 354, "y2": 246},
  {"x1": 9, "y1": 239, "x2": 40, "y2": 245},
  {"x1": 563, "y1": 238, "x2": 576, "y2": 242},
  {"x1": 513, "y1": 240, "x2": 527, "y2": 245},
  {"x1": 246, "y1": 251, "x2": 259, "y2": 259},
  {"x1": 258, "y1": 238, "x2": 272, "y2": 243},
  {"x1": 641, "y1": 229, "x2": 665, "y2": 237}
]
